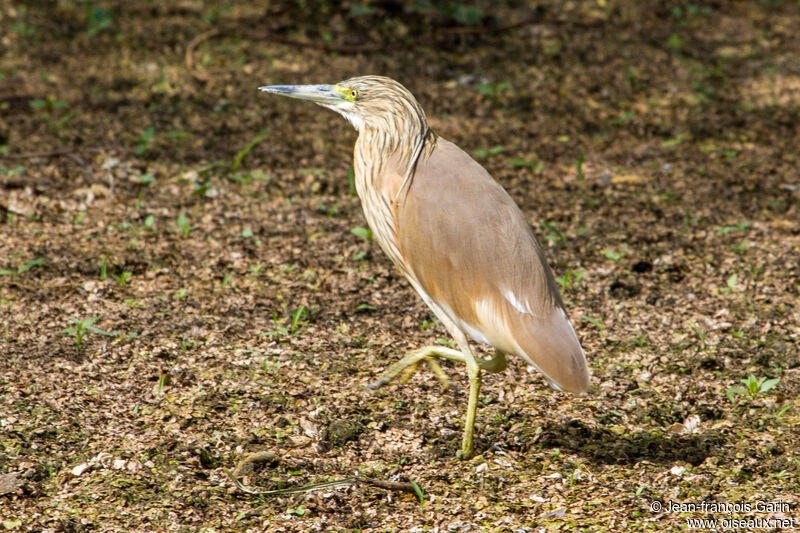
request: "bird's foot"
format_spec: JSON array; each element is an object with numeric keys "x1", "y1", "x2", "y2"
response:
[{"x1": 368, "y1": 345, "x2": 466, "y2": 393}]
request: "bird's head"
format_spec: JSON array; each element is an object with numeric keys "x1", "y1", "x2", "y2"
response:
[{"x1": 259, "y1": 75, "x2": 427, "y2": 135}]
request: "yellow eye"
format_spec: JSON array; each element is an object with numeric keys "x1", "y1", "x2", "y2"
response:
[{"x1": 334, "y1": 85, "x2": 359, "y2": 102}]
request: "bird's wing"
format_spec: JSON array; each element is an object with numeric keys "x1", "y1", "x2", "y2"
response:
[{"x1": 396, "y1": 139, "x2": 589, "y2": 393}]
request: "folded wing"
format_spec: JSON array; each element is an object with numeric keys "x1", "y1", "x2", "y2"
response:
[{"x1": 397, "y1": 139, "x2": 589, "y2": 393}]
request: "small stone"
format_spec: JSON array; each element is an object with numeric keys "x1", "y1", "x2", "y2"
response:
[
  {"x1": 233, "y1": 451, "x2": 277, "y2": 478},
  {"x1": 0, "y1": 472, "x2": 23, "y2": 495},
  {"x1": 71, "y1": 463, "x2": 89, "y2": 477},
  {"x1": 324, "y1": 419, "x2": 363, "y2": 445}
]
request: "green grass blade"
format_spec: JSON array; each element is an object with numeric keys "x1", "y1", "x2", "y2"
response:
[
  {"x1": 410, "y1": 480, "x2": 425, "y2": 505},
  {"x1": 232, "y1": 128, "x2": 269, "y2": 171}
]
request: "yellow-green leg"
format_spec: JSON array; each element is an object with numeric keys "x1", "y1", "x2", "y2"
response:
[
  {"x1": 460, "y1": 354, "x2": 481, "y2": 459},
  {"x1": 369, "y1": 343, "x2": 507, "y2": 459}
]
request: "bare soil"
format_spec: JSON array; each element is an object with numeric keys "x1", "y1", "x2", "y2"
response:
[{"x1": 1, "y1": 1, "x2": 799, "y2": 531}]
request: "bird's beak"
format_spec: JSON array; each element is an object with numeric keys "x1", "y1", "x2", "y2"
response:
[{"x1": 258, "y1": 84, "x2": 345, "y2": 106}]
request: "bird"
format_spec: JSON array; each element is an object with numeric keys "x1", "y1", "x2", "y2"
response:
[{"x1": 259, "y1": 76, "x2": 589, "y2": 459}]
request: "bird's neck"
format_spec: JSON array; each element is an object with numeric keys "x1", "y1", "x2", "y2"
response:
[
  {"x1": 354, "y1": 121, "x2": 433, "y2": 190},
  {"x1": 351, "y1": 120, "x2": 435, "y2": 274}
]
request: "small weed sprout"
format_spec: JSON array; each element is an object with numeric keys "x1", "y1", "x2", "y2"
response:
[
  {"x1": 112, "y1": 270, "x2": 132, "y2": 287},
  {"x1": 318, "y1": 201, "x2": 341, "y2": 217},
  {"x1": 263, "y1": 306, "x2": 310, "y2": 341},
  {"x1": 726, "y1": 375, "x2": 780, "y2": 403},
  {"x1": 0, "y1": 258, "x2": 44, "y2": 277},
  {"x1": 473, "y1": 145, "x2": 505, "y2": 159},
  {"x1": 474, "y1": 81, "x2": 510, "y2": 102},
  {"x1": 775, "y1": 404, "x2": 792, "y2": 423},
  {"x1": 85, "y1": 2, "x2": 112, "y2": 37},
  {"x1": 582, "y1": 315, "x2": 604, "y2": 335},
  {"x1": 508, "y1": 157, "x2": 544, "y2": 174},
  {"x1": 689, "y1": 321, "x2": 707, "y2": 348},
  {"x1": 540, "y1": 221, "x2": 566, "y2": 247},
  {"x1": 410, "y1": 479, "x2": 425, "y2": 505},
  {"x1": 0, "y1": 165, "x2": 25, "y2": 179},
  {"x1": 197, "y1": 130, "x2": 271, "y2": 185},
  {"x1": 30, "y1": 97, "x2": 68, "y2": 113},
  {"x1": 556, "y1": 268, "x2": 585, "y2": 292},
  {"x1": 231, "y1": 128, "x2": 270, "y2": 172},
  {"x1": 62, "y1": 317, "x2": 118, "y2": 350},
  {"x1": 156, "y1": 375, "x2": 167, "y2": 394},
  {"x1": 351, "y1": 226, "x2": 373, "y2": 240},
  {"x1": 135, "y1": 126, "x2": 155, "y2": 155},
  {"x1": 719, "y1": 273, "x2": 738, "y2": 293},
  {"x1": 575, "y1": 153, "x2": 585, "y2": 181},
  {"x1": 716, "y1": 221, "x2": 750, "y2": 236},
  {"x1": 290, "y1": 306, "x2": 308, "y2": 334},
  {"x1": 176, "y1": 212, "x2": 193, "y2": 237}
]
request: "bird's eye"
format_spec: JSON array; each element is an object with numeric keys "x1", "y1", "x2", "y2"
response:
[{"x1": 350, "y1": 90, "x2": 358, "y2": 99}]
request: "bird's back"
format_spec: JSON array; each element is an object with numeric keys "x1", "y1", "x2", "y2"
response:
[{"x1": 397, "y1": 138, "x2": 589, "y2": 393}]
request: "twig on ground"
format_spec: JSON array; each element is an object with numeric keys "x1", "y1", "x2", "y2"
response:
[
  {"x1": 1, "y1": 280, "x2": 82, "y2": 291},
  {"x1": 223, "y1": 468, "x2": 420, "y2": 499},
  {"x1": 186, "y1": 29, "x2": 220, "y2": 81},
  {"x1": 0, "y1": 147, "x2": 104, "y2": 160}
]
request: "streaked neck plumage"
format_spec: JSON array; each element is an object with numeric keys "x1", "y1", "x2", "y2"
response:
[
  {"x1": 353, "y1": 100, "x2": 432, "y2": 182},
  {"x1": 347, "y1": 87, "x2": 435, "y2": 274}
]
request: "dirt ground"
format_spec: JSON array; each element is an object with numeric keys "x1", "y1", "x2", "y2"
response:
[{"x1": 1, "y1": 1, "x2": 799, "y2": 531}]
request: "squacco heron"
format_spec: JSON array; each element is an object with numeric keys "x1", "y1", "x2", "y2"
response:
[{"x1": 260, "y1": 76, "x2": 589, "y2": 459}]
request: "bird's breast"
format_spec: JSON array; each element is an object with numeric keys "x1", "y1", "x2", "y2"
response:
[{"x1": 353, "y1": 154, "x2": 407, "y2": 274}]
